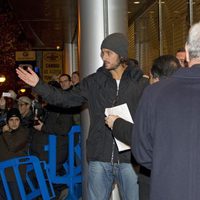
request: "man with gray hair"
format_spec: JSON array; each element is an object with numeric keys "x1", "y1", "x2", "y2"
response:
[{"x1": 132, "y1": 21, "x2": 200, "y2": 200}]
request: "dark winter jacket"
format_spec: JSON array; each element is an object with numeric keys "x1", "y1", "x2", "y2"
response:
[
  {"x1": 0, "y1": 126, "x2": 29, "y2": 181},
  {"x1": 30, "y1": 105, "x2": 73, "y2": 171},
  {"x1": 34, "y1": 64, "x2": 147, "y2": 163},
  {"x1": 132, "y1": 65, "x2": 200, "y2": 200}
]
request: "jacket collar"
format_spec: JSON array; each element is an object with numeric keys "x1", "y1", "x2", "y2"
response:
[
  {"x1": 172, "y1": 64, "x2": 200, "y2": 79},
  {"x1": 96, "y1": 64, "x2": 143, "y2": 80}
]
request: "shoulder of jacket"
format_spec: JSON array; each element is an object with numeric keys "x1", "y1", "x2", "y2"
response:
[{"x1": 82, "y1": 68, "x2": 111, "y2": 86}]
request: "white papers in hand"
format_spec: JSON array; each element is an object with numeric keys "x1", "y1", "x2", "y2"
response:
[{"x1": 105, "y1": 103, "x2": 133, "y2": 152}]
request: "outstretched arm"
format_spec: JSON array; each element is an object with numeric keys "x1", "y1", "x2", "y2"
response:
[
  {"x1": 16, "y1": 66, "x2": 87, "y2": 108},
  {"x1": 16, "y1": 67, "x2": 39, "y2": 87}
]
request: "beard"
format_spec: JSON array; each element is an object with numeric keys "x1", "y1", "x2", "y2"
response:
[{"x1": 103, "y1": 60, "x2": 121, "y2": 71}]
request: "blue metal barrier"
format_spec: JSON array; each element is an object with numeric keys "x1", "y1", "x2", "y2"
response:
[
  {"x1": 0, "y1": 125, "x2": 82, "y2": 200},
  {"x1": 0, "y1": 156, "x2": 55, "y2": 200},
  {"x1": 44, "y1": 125, "x2": 82, "y2": 200}
]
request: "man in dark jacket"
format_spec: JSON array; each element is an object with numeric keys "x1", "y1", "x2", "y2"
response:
[
  {"x1": 31, "y1": 81, "x2": 73, "y2": 198},
  {"x1": 16, "y1": 33, "x2": 147, "y2": 200},
  {"x1": 31, "y1": 81, "x2": 73, "y2": 173},
  {"x1": 132, "y1": 22, "x2": 200, "y2": 200}
]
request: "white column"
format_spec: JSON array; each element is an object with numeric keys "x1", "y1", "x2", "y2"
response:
[{"x1": 63, "y1": 43, "x2": 73, "y2": 75}]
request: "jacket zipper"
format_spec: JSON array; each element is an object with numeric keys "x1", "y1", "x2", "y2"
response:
[{"x1": 110, "y1": 81, "x2": 120, "y2": 165}]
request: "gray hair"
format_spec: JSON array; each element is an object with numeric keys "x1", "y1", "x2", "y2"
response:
[{"x1": 187, "y1": 21, "x2": 200, "y2": 59}]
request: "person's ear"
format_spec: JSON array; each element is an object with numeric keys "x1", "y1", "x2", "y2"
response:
[{"x1": 185, "y1": 43, "x2": 190, "y2": 64}]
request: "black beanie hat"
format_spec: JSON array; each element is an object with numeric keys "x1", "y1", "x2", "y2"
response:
[
  {"x1": 6, "y1": 108, "x2": 21, "y2": 122},
  {"x1": 101, "y1": 33, "x2": 128, "y2": 58}
]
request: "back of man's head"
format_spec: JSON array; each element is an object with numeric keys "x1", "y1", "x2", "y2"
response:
[
  {"x1": 151, "y1": 55, "x2": 180, "y2": 81},
  {"x1": 186, "y1": 22, "x2": 200, "y2": 60}
]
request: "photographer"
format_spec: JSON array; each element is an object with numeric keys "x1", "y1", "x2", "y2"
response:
[{"x1": 30, "y1": 81, "x2": 73, "y2": 198}]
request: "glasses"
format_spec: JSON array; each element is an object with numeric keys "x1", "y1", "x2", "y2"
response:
[{"x1": 59, "y1": 80, "x2": 70, "y2": 84}]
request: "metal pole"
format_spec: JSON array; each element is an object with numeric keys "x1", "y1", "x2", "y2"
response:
[
  {"x1": 103, "y1": 0, "x2": 109, "y2": 37},
  {"x1": 158, "y1": 0, "x2": 163, "y2": 55},
  {"x1": 189, "y1": 0, "x2": 193, "y2": 26}
]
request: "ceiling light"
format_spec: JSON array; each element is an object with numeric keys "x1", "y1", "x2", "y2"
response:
[{"x1": 133, "y1": 1, "x2": 140, "y2": 4}]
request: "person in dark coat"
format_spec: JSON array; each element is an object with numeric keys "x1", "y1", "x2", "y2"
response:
[
  {"x1": 31, "y1": 80, "x2": 74, "y2": 198},
  {"x1": 0, "y1": 108, "x2": 29, "y2": 200},
  {"x1": 31, "y1": 80, "x2": 73, "y2": 171},
  {"x1": 16, "y1": 33, "x2": 147, "y2": 200},
  {"x1": 132, "y1": 21, "x2": 200, "y2": 200}
]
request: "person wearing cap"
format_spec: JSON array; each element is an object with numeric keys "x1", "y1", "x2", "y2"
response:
[
  {"x1": 17, "y1": 96, "x2": 35, "y2": 128},
  {"x1": 0, "y1": 108, "x2": 29, "y2": 153},
  {"x1": 16, "y1": 33, "x2": 147, "y2": 200},
  {"x1": 0, "y1": 108, "x2": 29, "y2": 199}
]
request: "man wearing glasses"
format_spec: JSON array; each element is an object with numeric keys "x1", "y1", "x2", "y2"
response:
[{"x1": 59, "y1": 74, "x2": 72, "y2": 91}]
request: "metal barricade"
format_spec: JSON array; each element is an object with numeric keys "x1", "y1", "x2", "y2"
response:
[
  {"x1": 0, "y1": 155, "x2": 55, "y2": 200},
  {"x1": 44, "y1": 125, "x2": 82, "y2": 200}
]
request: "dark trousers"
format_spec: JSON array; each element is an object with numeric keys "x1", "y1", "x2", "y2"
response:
[{"x1": 138, "y1": 166, "x2": 151, "y2": 200}]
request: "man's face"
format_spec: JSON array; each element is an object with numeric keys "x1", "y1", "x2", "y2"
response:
[
  {"x1": 176, "y1": 51, "x2": 186, "y2": 67},
  {"x1": 8, "y1": 116, "x2": 20, "y2": 130},
  {"x1": 59, "y1": 76, "x2": 71, "y2": 90},
  {"x1": 18, "y1": 102, "x2": 31, "y2": 117},
  {"x1": 72, "y1": 74, "x2": 79, "y2": 85},
  {"x1": 101, "y1": 48, "x2": 121, "y2": 70}
]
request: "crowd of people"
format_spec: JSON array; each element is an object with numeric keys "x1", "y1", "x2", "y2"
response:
[
  {"x1": 0, "y1": 71, "x2": 80, "y2": 199},
  {"x1": 1, "y1": 20, "x2": 200, "y2": 200}
]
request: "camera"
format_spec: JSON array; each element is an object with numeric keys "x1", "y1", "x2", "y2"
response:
[
  {"x1": 19, "y1": 64, "x2": 33, "y2": 71},
  {"x1": 23, "y1": 65, "x2": 28, "y2": 70}
]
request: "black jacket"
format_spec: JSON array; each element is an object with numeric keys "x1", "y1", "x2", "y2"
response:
[
  {"x1": 34, "y1": 64, "x2": 147, "y2": 163},
  {"x1": 0, "y1": 126, "x2": 29, "y2": 181},
  {"x1": 30, "y1": 104, "x2": 73, "y2": 171},
  {"x1": 132, "y1": 65, "x2": 200, "y2": 200}
]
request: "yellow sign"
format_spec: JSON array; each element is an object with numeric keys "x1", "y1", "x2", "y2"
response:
[
  {"x1": 43, "y1": 51, "x2": 63, "y2": 82},
  {"x1": 15, "y1": 51, "x2": 36, "y2": 61}
]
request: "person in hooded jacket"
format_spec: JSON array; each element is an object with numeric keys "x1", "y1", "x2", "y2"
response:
[{"x1": 16, "y1": 33, "x2": 147, "y2": 200}]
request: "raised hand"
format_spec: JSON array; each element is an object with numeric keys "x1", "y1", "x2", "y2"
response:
[{"x1": 16, "y1": 67, "x2": 39, "y2": 87}]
